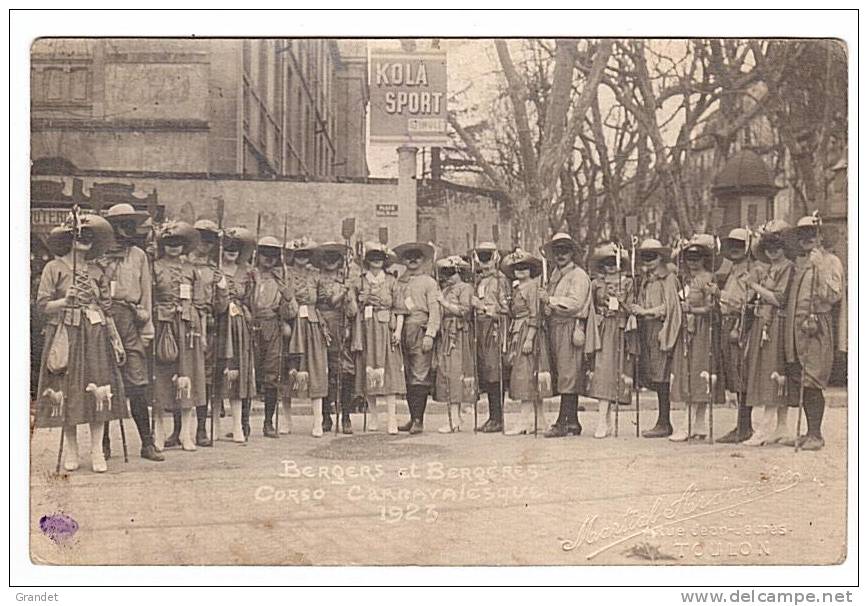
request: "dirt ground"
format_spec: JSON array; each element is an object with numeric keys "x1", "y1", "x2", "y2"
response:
[{"x1": 29, "y1": 392, "x2": 849, "y2": 566}]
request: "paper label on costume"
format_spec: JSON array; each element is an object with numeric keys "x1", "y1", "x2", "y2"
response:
[
  {"x1": 477, "y1": 283, "x2": 485, "y2": 298},
  {"x1": 608, "y1": 296, "x2": 620, "y2": 311},
  {"x1": 229, "y1": 302, "x2": 242, "y2": 317},
  {"x1": 85, "y1": 308, "x2": 104, "y2": 325},
  {"x1": 298, "y1": 304, "x2": 309, "y2": 319},
  {"x1": 179, "y1": 284, "x2": 192, "y2": 300},
  {"x1": 679, "y1": 285, "x2": 690, "y2": 300},
  {"x1": 217, "y1": 276, "x2": 228, "y2": 290},
  {"x1": 364, "y1": 305, "x2": 373, "y2": 320},
  {"x1": 110, "y1": 280, "x2": 117, "y2": 298},
  {"x1": 404, "y1": 296, "x2": 415, "y2": 311}
]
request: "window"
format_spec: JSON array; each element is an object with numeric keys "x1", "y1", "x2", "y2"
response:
[{"x1": 70, "y1": 68, "x2": 89, "y2": 101}]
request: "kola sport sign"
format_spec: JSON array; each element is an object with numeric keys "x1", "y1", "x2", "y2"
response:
[{"x1": 369, "y1": 49, "x2": 448, "y2": 145}]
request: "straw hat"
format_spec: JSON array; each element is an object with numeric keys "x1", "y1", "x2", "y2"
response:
[
  {"x1": 221, "y1": 227, "x2": 256, "y2": 261},
  {"x1": 47, "y1": 213, "x2": 116, "y2": 260},
  {"x1": 674, "y1": 234, "x2": 717, "y2": 270},
  {"x1": 589, "y1": 242, "x2": 629, "y2": 273},
  {"x1": 720, "y1": 227, "x2": 752, "y2": 258},
  {"x1": 500, "y1": 248, "x2": 543, "y2": 280},
  {"x1": 312, "y1": 242, "x2": 350, "y2": 268},
  {"x1": 158, "y1": 221, "x2": 200, "y2": 255},
  {"x1": 636, "y1": 238, "x2": 670, "y2": 258},
  {"x1": 394, "y1": 241, "x2": 435, "y2": 263},
  {"x1": 542, "y1": 232, "x2": 578, "y2": 258},
  {"x1": 103, "y1": 203, "x2": 149, "y2": 226},
  {"x1": 193, "y1": 219, "x2": 220, "y2": 234},
  {"x1": 435, "y1": 255, "x2": 470, "y2": 271},
  {"x1": 753, "y1": 219, "x2": 792, "y2": 264}
]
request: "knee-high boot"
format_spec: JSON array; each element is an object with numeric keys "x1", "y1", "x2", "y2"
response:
[
  {"x1": 642, "y1": 382, "x2": 673, "y2": 438},
  {"x1": 195, "y1": 404, "x2": 212, "y2": 447},
  {"x1": 63, "y1": 424, "x2": 80, "y2": 471},
  {"x1": 89, "y1": 422, "x2": 107, "y2": 473},
  {"x1": 241, "y1": 398, "x2": 251, "y2": 440},
  {"x1": 263, "y1": 387, "x2": 278, "y2": 438}
]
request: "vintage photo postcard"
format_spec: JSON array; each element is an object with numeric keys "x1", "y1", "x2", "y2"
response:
[{"x1": 19, "y1": 21, "x2": 854, "y2": 578}]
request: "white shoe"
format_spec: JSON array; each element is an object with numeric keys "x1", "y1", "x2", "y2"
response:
[
  {"x1": 744, "y1": 431, "x2": 770, "y2": 446},
  {"x1": 505, "y1": 427, "x2": 528, "y2": 436},
  {"x1": 91, "y1": 454, "x2": 107, "y2": 473},
  {"x1": 669, "y1": 428, "x2": 689, "y2": 442},
  {"x1": 439, "y1": 405, "x2": 461, "y2": 433},
  {"x1": 312, "y1": 424, "x2": 323, "y2": 438}
]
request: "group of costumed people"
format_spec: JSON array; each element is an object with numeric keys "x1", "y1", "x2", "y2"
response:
[{"x1": 33, "y1": 203, "x2": 844, "y2": 474}]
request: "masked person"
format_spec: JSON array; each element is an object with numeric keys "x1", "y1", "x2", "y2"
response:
[
  {"x1": 98, "y1": 203, "x2": 162, "y2": 461},
  {"x1": 286, "y1": 238, "x2": 330, "y2": 437},
  {"x1": 432, "y1": 256, "x2": 476, "y2": 433},
  {"x1": 540, "y1": 233, "x2": 595, "y2": 438},
  {"x1": 781, "y1": 215, "x2": 844, "y2": 451},
  {"x1": 186, "y1": 219, "x2": 223, "y2": 446},
  {"x1": 393, "y1": 242, "x2": 441, "y2": 434},
  {"x1": 213, "y1": 227, "x2": 257, "y2": 443},
  {"x1": 586, "y1": 243, "x2": 634, "y2": 439},
  {"x1": 668, "y1": 235, "x2": 724, "y2": 442},
  {"x1": 716, "y1": 228, "x2": 759, "y2": 443},
  {"x1": 630, "y1": 239, "x2": 682, "y2": 438},
  {"x1": 251, "y1": 236, "x2": 297, "y2": 438},
  {"x1": 469, "y1": 242, "x2": 510, "y2": 433},
  {"x1": 313, "y1": 242, "x2": 358, "y2": 434},
  {"x1": 741, "y1": 221, "x2": 795, "y2": 446},
  {"x1": 500, "y1": 250, "x2": 551, "y2": 435},
  {"x1": 36, "y1": 214, "x2": 127, "y2": 473},
  {"x1": 151, "y1": 222, "x2": 208, "y2": 451},
  {"x1": 352, "y1": 242, "x2": 406, "y2": 433}
]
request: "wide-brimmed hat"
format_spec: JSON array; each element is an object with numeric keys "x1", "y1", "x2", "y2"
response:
[
  {"x1": 313, "y1": 242, "x2": 350, "y2": 268},
  {"x1": 589, "y1": 242, "x2": 629, "y2": 273},
  {"x1": 103, "y1": 203, "x2": 149, "y2": 226},
  {"x1": 542, "y1": 232, "x2": 578, "y2": 258},
  {"x1": 257, "y1": 236, "x2": 284, "y2": 259},
  {"x1": 158, "y1": 221, "x2": 200, "y2": 255},
  {"x1": 193, "y1": 219, "x2": 220, "y2": 234},
  {"x1": 436, "y1": 255, "x2": 470, "y2": 273},
  {"x1": 292, "y1": 237, "x2": 318, "y2": 254},
  {"x1": 720, "y1": 227, "x2": 752, "y2": 258},
  {"x1": 363, "y1": 241, "x2": 396, "y2": 266},
  {"x1": 500, "y1": 248, "x2": 543, "y2": 280},
  {"x1": 674, "y1": 234, "x2": 717, "y2": 270},
  {"x1": 636, "y1": 238, "x2": 670, "y2": 259},
  {"x1": 394, "y1": 241, "x2": 435, "y2": 263},
  {"x1": 221, "y1": 227, "x2": 256, "y2": 260},
  {"x1": 753, "y1": 219, "x2": 792, "y2": 264},
  {"x1": 47, "y1": 213, "x2": 116, "y2": 260}
]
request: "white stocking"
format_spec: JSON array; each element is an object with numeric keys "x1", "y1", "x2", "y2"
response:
[
  {"x1": 231, "y1": 400, "x2": 244, "y2": 443},
  {"x1": 385, "y1": 395, "x2": 398, "y2": 434},
  {"x1": 63, "y1": 424, "x2": 79, "y2": 471},
  {"x1": 152, "y1": 411, "x2": 166, "y2": 452},
  {"x1": 181, "y1": 408, "x2": 197, "y2": 451},
  {"x1": 89, "y1": 422, "x2": 107, "y2": 473},
  {"x1": 311, "y1": 398, "x2": 323, "y2": 437},
  {"x1": 279, "y1": 399, "x2": 292, "y2": 434},
  {"x1": 367, "y1": 397, "x2": 379, "y2": 431}
]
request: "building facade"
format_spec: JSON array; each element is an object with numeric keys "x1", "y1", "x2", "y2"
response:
[{"x1": 31, "y1": 38, "x2": 369, "y2": 178}]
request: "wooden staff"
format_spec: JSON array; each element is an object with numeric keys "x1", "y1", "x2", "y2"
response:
[
  {"x1": 211, "y1": 198, "x2": 225, "y2": 444},
  {"x1": 625, "y1": 215, "x2": 641, "y2": 437},
  {"x1": 470, "y1": 224, "x2": 480, "y2": 433}
]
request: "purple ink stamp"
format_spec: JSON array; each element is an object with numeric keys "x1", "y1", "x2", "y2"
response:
[{"x1": 39, "y1": 512, "x2": 79, "y2": 545}]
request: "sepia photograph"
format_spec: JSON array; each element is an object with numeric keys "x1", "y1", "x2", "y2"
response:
[{"x1": 10, "y1": 8, "x2": 858, "y2": 593}]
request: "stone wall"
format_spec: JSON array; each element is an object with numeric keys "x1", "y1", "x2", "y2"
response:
[{"x1": 34, "y1": 172, "x2": 413, "y2": 246}]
